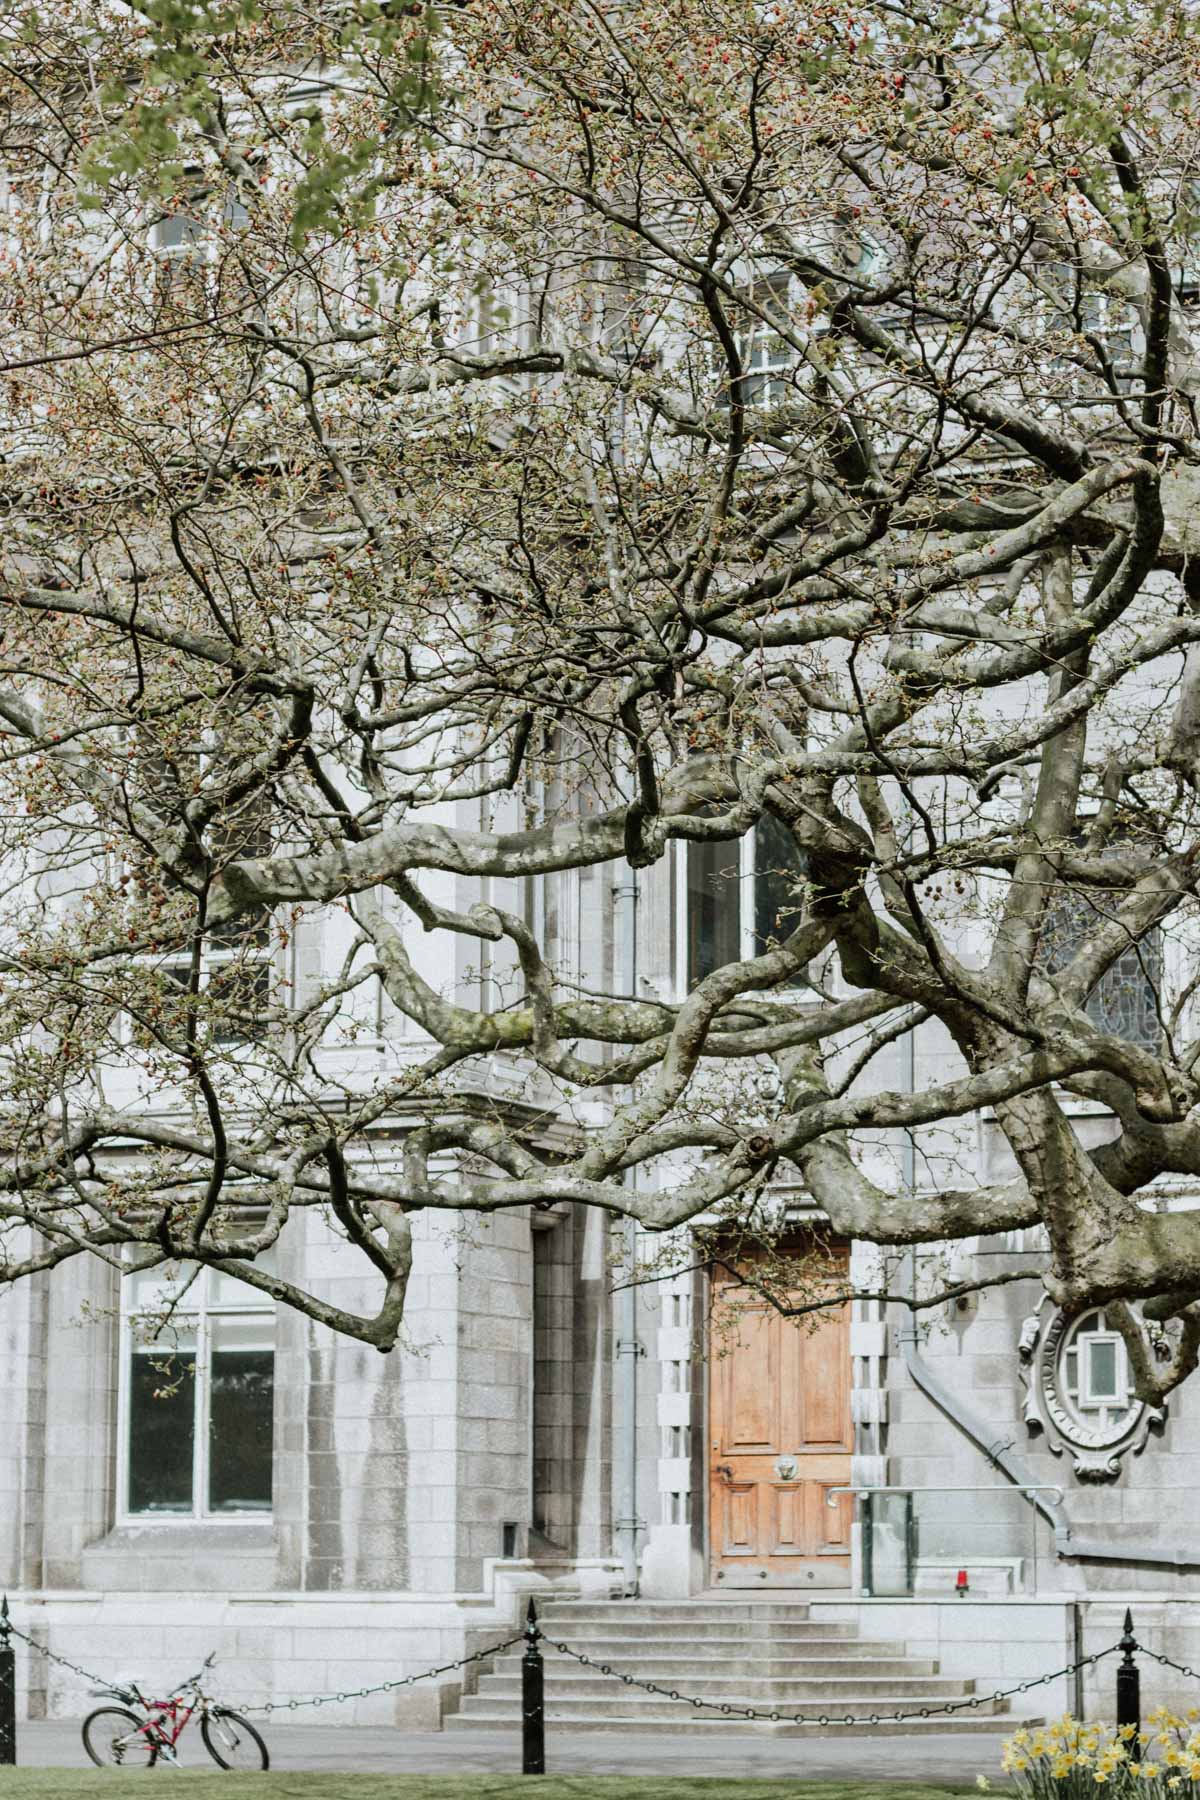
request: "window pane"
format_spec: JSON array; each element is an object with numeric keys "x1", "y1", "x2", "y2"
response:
[
  {"x1": 208, "y1": 1252, "x2": 277, "y2": 1309},
  {"x1": 208, "y1": 1317, "x2": 274, "y2": 1513},
  {"x1": 128, "y1": 1340, "x2": 196, "y2": 1513},
  {"x1": 208, "y1": 956, "x2": 271, "y2": 1044},
  {"x1": 687, "y1": 841, "x2": 741, "y2": 985},
  {"x1": 753, "y1": 816, "x2": 808, "y2": 987},
  {"x1": 157, "y1": 210, "x2": 203, "y2": 250},
  {"x1": 1088, "y1": 1339, "x2": 1119, "y2": 1401},
  {"x1": 127, "y1": 1260, "x2": 200, "y2": 1314},
  {"x1": 1039, "y1": 884, "x2": 1161, "y2": 1050}
]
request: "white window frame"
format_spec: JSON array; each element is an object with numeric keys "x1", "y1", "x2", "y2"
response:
[
  {"x1": 1060, "y1": 1307, "x2": 1134, "y2": 1433},
  {"x1": 675, "y1": 829, "x2": 811, "y2": 998},
  {"x1": 150, "y1": 168, "x2": 249, "y2": 263},
  {"x1": 1080, "y1": 1330, "x2": 1128, "y2": 1410},
  {"x1": 674, "y1": 834, "x2": 751, "y2": 995},
  {"x1": 1040, "y1": 266, "x2": 1139, "y2": 384},
  {"x1": 718, "y1": 273, "x2": 794, "y2": 410},
  {"x1": 118, "y1": 1259, "x2": 276, "y2": 1526},
  {"x1": 118, "y1": 722, "x2": 278, "y2": 1050},
  {"x1": 122, "y1": 930, "x2": 276, "y2": 1051}
]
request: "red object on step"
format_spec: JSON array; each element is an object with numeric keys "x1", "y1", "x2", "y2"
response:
[{"x1": 955, "y1": 1569, "x2": 969, "y2": 1595}]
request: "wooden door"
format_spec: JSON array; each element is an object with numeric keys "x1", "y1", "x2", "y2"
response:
[{"x1": 708, "y1": 1251, "x2": 852, "y2": 1585}]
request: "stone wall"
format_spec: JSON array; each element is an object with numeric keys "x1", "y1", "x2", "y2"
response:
[{"x1": 4, "y1": 1590, "x2": 522, "y2": 1729}]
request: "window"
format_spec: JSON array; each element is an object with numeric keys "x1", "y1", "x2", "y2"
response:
[
  {"x1": 121, "y1": 1260, "x2": 275, "y2": 1520},
  {"x1": 715, "y1": 275, "x2": 794, "y2": 408},
  {"x1": 153, "y1": 207, "x2": 205, "y2": 256},
  {"x1": 129, "y1": 736, "x2": 276, "y2": 1046},
  {"x1": 1019, "y1": 1294, "x2": 1160, "y2": 1480},
  {"x1": 153, "y1": 915, "x2": 274, "y2": 1046},
  {"x1": 686, "y1": 818, "x2": 809, "y2": 987},
  {"x1": 152, "y1": 179, "x2": 249, "y2": 257},
  {"x1": 1059, "y1": 1308, "x2": 1135, "y2": 1434},
  {"x1": 1039, "y1": 886, "x2": 1162, "y2": 1050},
  {"x1": 151, "y1": 177, "x2": 250, "y2": 314},
  {"x1": 687, "y1": 839, "x2": 741, "y2": 985},
  {"x1": 1042, "y1": 266, "x2": 1137, "y2": 385}
]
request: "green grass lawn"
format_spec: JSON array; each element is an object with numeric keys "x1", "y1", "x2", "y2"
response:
[{"x1": 0, "y1": 1778, "x2": 983, "y2": 1799}]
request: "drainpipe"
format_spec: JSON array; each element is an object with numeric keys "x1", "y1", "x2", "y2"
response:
[{"x1": 613, "y1": 862, "x2": 642, "y2": 1595}]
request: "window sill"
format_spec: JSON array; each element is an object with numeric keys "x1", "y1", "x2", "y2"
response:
[
  {"x1": 81, "y1": 1522, "x2": 278, "y2": 1592},
  {"x1": 111, "y1": 1518, "x2": 274, "y2": 1536}
]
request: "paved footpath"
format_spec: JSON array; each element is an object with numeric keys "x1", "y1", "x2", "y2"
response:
[{"x1": 13, "y1": 1718, "x2": 1009, "y2": 1781}]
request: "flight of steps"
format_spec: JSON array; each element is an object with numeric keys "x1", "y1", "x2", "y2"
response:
[{"x1": 446, "y1": 1598, "x2": 1039, "y2": 1738}]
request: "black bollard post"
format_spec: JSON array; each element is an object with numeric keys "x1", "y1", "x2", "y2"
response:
[
  {"x1": 0, "y1": 1596, "x2": 16, "y2": 1765},
  {"x1": 1116, "y1": 1608, "x2": 1141, "y2": 1759},
  {"x1": 522, "y1": 1599, "x2": 545, "y2": 1776}
]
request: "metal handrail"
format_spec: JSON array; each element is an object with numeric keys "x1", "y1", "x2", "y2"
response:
[
  {"x1": 825, "y1": 1483, "x2": 1064, "y2": 1504},
  {"x1": 826, "y1": 1484, "x2": 1066, "y2": 1597}
]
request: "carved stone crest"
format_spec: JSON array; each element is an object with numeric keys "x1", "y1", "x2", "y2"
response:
[{"x1": 1018, "y1": 1296, "x2": 1166, "y2": 1483}]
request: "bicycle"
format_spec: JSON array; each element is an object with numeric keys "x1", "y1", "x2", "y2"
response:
[{"x1": 82, "y1": 1652, "x2": 270, "y2": 1770}]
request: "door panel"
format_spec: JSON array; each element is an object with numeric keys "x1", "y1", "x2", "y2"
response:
[
  {"x1": 709, "y1": 1247, "x2": 852, "y2": 1586},
  {"x1": 799, "y1": 1311, "x2": 853, "y2": 1451},
  {"x1": 768, "y1": 1483, "x2": 806, "y2": 1556},
  {"x1": 720, "y1": 1479, "x2": 758, "y2": 1556},
  {"x1": 722, "y1": 1308, "x2": 774, "y2": 1449}
]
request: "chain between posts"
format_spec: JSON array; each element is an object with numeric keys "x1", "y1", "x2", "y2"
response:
[
  {"x1": 3, "y1": 1618, "x2": 111, "y2": 1690},
  {"x1": 5, "y1": 1602, "x2": 1173, "y2": 1733},
  {"x1": 1137, "y1": 1650, "x2": 1200, "y2": 1682},
  {"x1": 546, "y1": 1637, "x2": 1123, "y2": 1728},
  {"x1": 241, "y1": 1636, "x2": 525, "y2": 1716},
  {"x1": 0, "y1": 1603, "x2": 521, "y2": 1716}
]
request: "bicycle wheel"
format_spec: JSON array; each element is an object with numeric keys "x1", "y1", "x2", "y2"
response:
[
  {"x1": 82, "y1": 1706, "x2": 159, "y2": 1768},
  {"x1": 201, "y1": 1708, "x2": 270, "y2": 1771}
]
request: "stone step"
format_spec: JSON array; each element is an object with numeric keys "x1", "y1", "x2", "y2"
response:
[
  {"x1": 445, "y1": 1600, "x2": 1020, "y2": 1741},
  {"x1": 528, "y1": 1630, "x2": 897, "y2": 1655},
  {"x1": 540, "y1": 1601, "x2": 815, "y2": 1616},
  {"x1": 488, "y1": 1653, "x2": 941, "y2": 1679},
  {"x1": 453, "y1": 1690, "x2": 1008, "y2": 1722},
  {"x1": 445, "y1": 1711, "x2": 1036, "y2": 1740},
  {"x1": 475, "y1": 1673, "x2": 973, "y2": 1701},
  {"x1": 536, "y1": 1623, "x2": 864, "y2": 1645}
]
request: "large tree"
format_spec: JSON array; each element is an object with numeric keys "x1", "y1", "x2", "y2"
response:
[{"x1": 2, "y1": 0, "x2": 1200, "y2": 1393}]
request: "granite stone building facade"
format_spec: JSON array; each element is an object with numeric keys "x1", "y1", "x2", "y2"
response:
[{"x1": 2, "y1": 819, "x2": 1200, "y2": 1730}]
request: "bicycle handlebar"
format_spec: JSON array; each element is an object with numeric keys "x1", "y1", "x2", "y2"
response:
[{"x1": 166, "y1": 1652, "x2": 218, "y2": 1697}]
